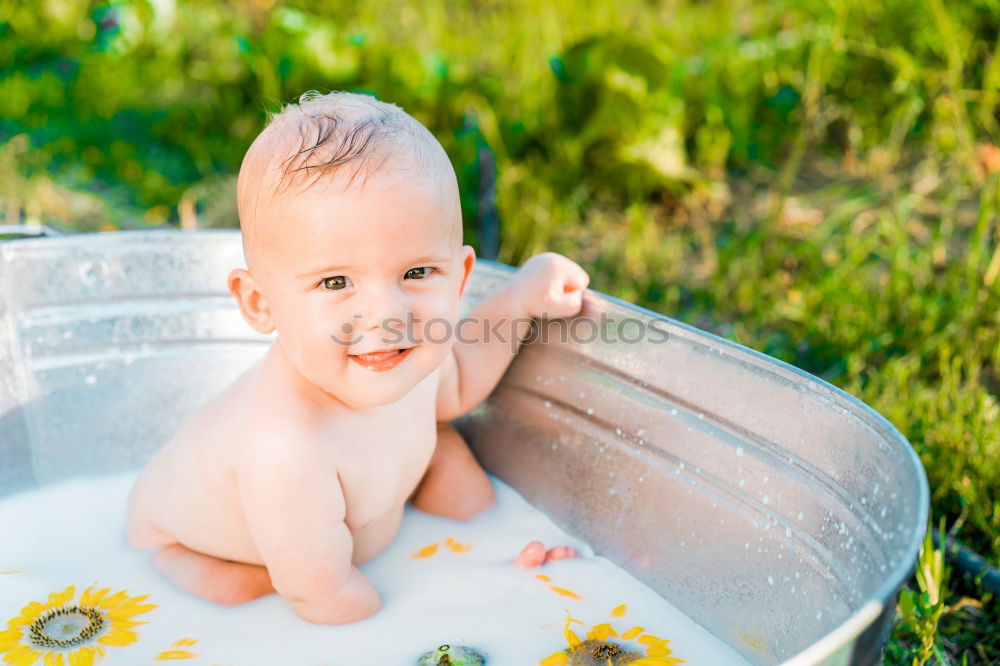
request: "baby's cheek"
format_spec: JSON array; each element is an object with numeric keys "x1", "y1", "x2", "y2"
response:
[{"x1": 411, "y1": 295, "x2": 458, "y2": 338}]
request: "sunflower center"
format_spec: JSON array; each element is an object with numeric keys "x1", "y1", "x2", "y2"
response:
[
  {"x1": 28, "y1": 605, "x2": 105, "y2": 649},
  {"x1": 568, "y1": 639, "x2": 643, "y2": 665}
]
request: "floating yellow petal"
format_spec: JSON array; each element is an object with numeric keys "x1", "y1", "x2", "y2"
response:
[
  {"x1": 539, "y1": 653, "x2": 569, "y2": 666},
  {"x1": 610, "y1": 604, "x2": 628, "y2": 617},
  {"x1": 621, "y1": 626, "x2": 645, "y2": 640},
  {"x1": 0, "y1": 571, "x2": 23, "y2": 576},
  {"x1": 449, "y1": 542, "x2": 473, "y2": 553},
  {"x1": 156, "y1": 650, "x2": 198, "y2": 660},
  {"x1": 535, "y1": 574, "x2": 551, "y2": 582},
  {"x1": 445, "y1": 537, "x2": 455, "y2": 546},
  {"x1": 411, "y1": 542, "x2": 439, "y2": 559},
  {"x1": 549, "y1": 586, "x2": 581, "y2": 600},
  {"x1": 586, "y1": 623, "x2": 617, "y2": 641},
  {"x1": 171, "y1": 639, "x2": 198, "y2": 648}
]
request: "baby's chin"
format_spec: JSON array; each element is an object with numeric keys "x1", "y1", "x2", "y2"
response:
[
  {"x1": 322, "y1": 348, "x2": 441, "y2": 409},
  {"x1": 329, "y1": 381, "x2": 416, "y2": 410}
]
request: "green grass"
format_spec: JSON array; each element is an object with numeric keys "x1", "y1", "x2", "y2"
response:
[{"x1": 1, "y1": 0, "x2": 998, "y2": 661}]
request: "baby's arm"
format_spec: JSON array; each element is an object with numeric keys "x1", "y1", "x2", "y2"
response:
[
  {"x1": 437, "y1": 252, "x2": 589, "y2": 420},
  {"x1": 236, "y1": 441, "x2": 380, "y2": 625}
]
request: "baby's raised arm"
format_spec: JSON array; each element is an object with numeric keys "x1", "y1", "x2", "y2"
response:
[
  {"x1": 437, "y1": 253, "x2": 589, "y2": 420},
  {"x1": 236, "y1": 439, "x2": 380, "y2": 624}
]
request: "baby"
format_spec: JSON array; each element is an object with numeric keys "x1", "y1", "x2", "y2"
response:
[{"x1": 125, "y1": 90, "x2": 590, "y2": 625}]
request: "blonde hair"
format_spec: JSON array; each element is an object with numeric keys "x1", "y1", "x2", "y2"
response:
[{"x1": 236, "y1": 90, "x2": 454, "y2": 270}]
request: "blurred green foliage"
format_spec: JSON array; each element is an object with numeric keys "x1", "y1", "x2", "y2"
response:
[{"x1": 1, "y1": 0, "x2": 998, "y2": 661}]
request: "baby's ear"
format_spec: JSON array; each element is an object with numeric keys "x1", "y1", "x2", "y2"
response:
[
  {"x1": 228, "y1": 268, "x2": 275, "y2": 334},
  {"x1": 457, "y1": 245, "x2": 476, "y2": 299}
]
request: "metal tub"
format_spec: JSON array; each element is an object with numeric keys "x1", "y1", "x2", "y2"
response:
[{"x1": 0, "y1": 230, "x2": 928, "y2": 665}]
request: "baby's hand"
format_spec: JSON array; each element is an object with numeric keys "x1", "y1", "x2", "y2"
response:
[{"x1": 514, "y1": 253, "x2": 590, "y2": 319}]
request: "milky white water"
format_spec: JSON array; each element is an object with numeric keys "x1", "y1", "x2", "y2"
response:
[{"x1": 0, "y1": 472, "x2": 750, "y2": 665}]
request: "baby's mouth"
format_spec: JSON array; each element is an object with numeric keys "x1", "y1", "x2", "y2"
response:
[{"x1": 348, "y1": 347, "x2": 414, "y2": 371}]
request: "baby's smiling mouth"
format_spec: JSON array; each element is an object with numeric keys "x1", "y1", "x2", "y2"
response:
[{"x1": 348, "y1": 347, "x2": 414, "y2": 372}]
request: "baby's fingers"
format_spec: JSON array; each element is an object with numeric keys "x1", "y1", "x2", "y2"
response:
[
  {"x1": 544, "y1": 286, "x2": 585, "y2": 317},
  {"x1": 561, "y1": 264, "x2": 590, "y2": 293}
]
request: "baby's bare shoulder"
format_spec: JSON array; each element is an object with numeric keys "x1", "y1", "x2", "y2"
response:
[{"x1": 160, "y1": 365, "x2": 328, "y2": 473}]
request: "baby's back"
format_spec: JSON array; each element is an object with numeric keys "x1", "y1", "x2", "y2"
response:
[{"x1": 125, "y1": 366, "x2": 272, "y2": 564}]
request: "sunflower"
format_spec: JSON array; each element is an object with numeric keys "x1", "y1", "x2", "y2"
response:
[
  {"x1": 540, "y1": 607, "x2": 683, "y2": 666},
  {"x1": 0, "y1": 585, "x2": 156, "y2": 666}
]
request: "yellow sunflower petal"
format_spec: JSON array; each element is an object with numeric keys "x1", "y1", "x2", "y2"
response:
[
  {"x1": 0, "y1": 630, "x2": 24, "y2": 650},
  {"x1": 44, "y1": 652, "x2": 65, "y2": 666},
  {"x1": 621, "y1": 626, "x2": 645, "y2": 640},
  {"x1": 67, "y1": 647, "x2": 95, "y2": 666},
  {"x1": 155, "y1": 650, "x2": 198, "y2": 660},
  {"x1": 97, "y1": 591, "x2": 130, "y2": 611},
  {"x1": 105, "y1": 620, "x2": 149, "y2": 630},
  {"x1": 13, "y1": 603, "x2": 46, "y2": 627},
  {"x1": 540, "y1": 654, "x2": 569, "y2": 666},
  {"x1": 78, "y1": 587, "x2": 110, "y2": 608},
  {"x1": 4, "y1": 618, "x2": 27, "y2": 632},
  {"x1": 98, "y1": 628, "x2": 138, "y2": 647},
  {"x1": 586, "y1": 623, "x2": 616, "y2": 641},
  {"x1": 647, "y1": 647, "x2": 674, "y2": 657},
  {"x1": 107, "y1": 604, "x2": 157, "y2": 622},
  {"x1": 4, "y1": 645, "x2": 40, "y2": 666},
  {"x1": 638, "y1": 635, "x2": 665, "y2": 646},
  {"x1": 45, "y1": 587, "x2": 75, "y2": 608},
  {"x1": 171, "y1": 639, "x2": 198, "y2": 648},
  {"x1": 107, "y1": 594, "x2": 152, "y2": 613},
  {"x1": 610, "y1": 604, "x2": 628, "y2": 617},
  {"x1": 549, "y1": 586, "x2": 581, "y2": 600},
  {"x1": 410, "y1": 543, "x2": 439, "y2": 559}
]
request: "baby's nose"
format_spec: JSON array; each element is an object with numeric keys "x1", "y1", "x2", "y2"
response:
[{"x1": 360, "y1": 286, "x2": 410, "y2": 332}]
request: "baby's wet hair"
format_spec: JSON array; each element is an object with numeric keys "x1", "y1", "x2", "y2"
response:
[
  {"x1": 266, "y1": 90, "x2": 436, "y2": 196},
  {"x1": 237, "y1": 90, "x2": 456, "y2": 270}
]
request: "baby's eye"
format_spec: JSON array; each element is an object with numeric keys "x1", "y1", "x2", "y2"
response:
[
  {"x1": 320, "y1": 276, "x2": 352, "y2": 290},
  {"x1": 404, "y1": 267, "x2": 436, "y2": 280}
]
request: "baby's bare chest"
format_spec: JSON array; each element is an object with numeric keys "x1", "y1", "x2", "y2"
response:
[{"x1": 332, "y1": 404, "x2": 439, "y2": 530}]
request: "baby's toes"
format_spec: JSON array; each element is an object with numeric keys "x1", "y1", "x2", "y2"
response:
[
  {"x1": 543, "y1": 546, "x2": 578, "y2": 563},
  {"x1": 514, "y1": 541, "x2": 547, "y2": 568}
]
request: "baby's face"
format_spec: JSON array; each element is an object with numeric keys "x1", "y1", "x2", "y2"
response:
[{"x1": 255, "y1": 169, "x2": 474, "y2": 409}]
